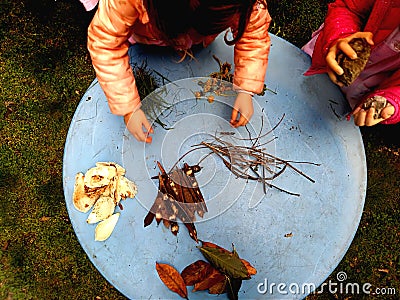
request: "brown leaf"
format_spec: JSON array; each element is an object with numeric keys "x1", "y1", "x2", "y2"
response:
[
  {"x1": 241, "y1": 259, "x2": 257, "y2": 276},
  {"x1": 208, "y1": 277, "x2": 227, "y2": 294},
  {"x1": 201, "y1": 241, "x2": 257, "y2": 276},
  {"x1": 200, "y1": 246, "x2": 249, "y2": 279},
  {"x1": 193, "y1": 268, "x2": 226, "y2": 292},
  {"x1": 181, "y1": 260, "x2": 214, "y2": 286},
  {"x1": 201, "y1": 241, "x2": 230, "y2": 252},
  {"x1": 184, "y1": 222, "x2": 198, "y2": 243},
  {"x1": 155, "y1": 262, "x2": 188, "y2": 299}
]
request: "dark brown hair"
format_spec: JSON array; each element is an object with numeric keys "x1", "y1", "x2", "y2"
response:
[{"x1": 144, "y1": 0, "x2": 258, "y2": 47}]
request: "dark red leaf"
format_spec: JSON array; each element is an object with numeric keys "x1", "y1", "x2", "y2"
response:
[
  {"x1": 208, "y1": 277, "x2": 227, "y2": 294},
  {"x1": 181, "y1": 260, "x2": 214, "y2": 286},
  {"x1": 193, "y1": 268, "x2": 226, "y2": 292}
]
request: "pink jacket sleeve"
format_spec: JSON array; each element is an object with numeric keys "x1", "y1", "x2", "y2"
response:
[
  {"x1": 233, "y1": 2, "x2": 271, "y2": 94},
  {"x1": 376, "y1": 87, "x2": 400, "y2": 124},
  {"x1": 374, "y1": 70, "x2": 400, "y2": 125},
  {"x1": 88, "y1": 0, "x2": 142, "y2": 116},
  {"x1": 304, "y1": 0, "x2": 374, "y2": 75}
]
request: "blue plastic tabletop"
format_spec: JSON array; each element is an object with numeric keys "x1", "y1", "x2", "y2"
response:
[{"x1": 63, "y1": 34, "x2": 366, "y2": 299}]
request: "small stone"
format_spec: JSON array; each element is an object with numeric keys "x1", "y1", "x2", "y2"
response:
[{"x1": 337, "y1": 38, "x2": 371, "y2": 86}]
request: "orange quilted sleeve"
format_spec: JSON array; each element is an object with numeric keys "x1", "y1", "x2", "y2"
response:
[
  {"x1": 88, "y1": 0, "x2": 141, "y2": 116},
  {"x1": 233, "y1": 1, "x2": 271, "y2": 94}
]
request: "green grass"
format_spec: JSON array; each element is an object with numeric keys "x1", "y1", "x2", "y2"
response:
[{"x1": 1, "y1": 0, "x2": 399, "y2": 299}]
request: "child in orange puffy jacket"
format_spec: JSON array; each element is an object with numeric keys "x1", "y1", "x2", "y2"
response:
[{"x1": 80, "y1": 0, "x2": 271, "y2": 143}]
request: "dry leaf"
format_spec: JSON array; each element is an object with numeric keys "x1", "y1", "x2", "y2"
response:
[
  {"x1": 155, "y1": 262, "x2": 188, "y2": 299},
  {"x1": 144, "y1": 162, "x2": 206, "y2": 242},
  {"x1": 181, "y1": 260, "x2": 214, "y2": 286},
  {"x1": 201, "y1": 241, "x2": 229, "y2": 251},
  {"x1": 201, "y1": 241, "x2": 257, "y2": 276},
  {"x1": 241, "y1": 259, "x2": 257, "y2": 276},
  {"x1": 193, "y1": 268, "x2": 226, "y2": 292},
  {"x1": 208, "y1": 277, "x2": 227, "y2": 294},
  {"x1": 226, "y1": 277, "x2": 243, "y2": 300},
  {"x1": 199, "y1": 242, "x2": 252, "y2": 279}
]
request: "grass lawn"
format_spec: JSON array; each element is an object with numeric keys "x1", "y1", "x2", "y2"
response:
[{"x1": 1, "y1": 0, "x2": 398, "y2": 299}]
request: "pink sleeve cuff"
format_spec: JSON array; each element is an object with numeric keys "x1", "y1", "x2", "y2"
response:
[{"x1": 370, "y1": 89, "x2": 400, "y2": 125}]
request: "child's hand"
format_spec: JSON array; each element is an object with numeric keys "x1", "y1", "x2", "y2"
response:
[
  {"x1": 124, "y1": 109, "x2": 154, "y2": 143},
  {"x1": 351, "y1": 102, "x2": 394, "y2": 126},
  {"x1": 325, "y1": 32, "x2": 374, "y2": 86},
  {"x1": 230, "y1": 92, "x2": 254, "y2": 128}
]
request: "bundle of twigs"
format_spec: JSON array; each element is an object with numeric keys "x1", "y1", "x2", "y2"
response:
[
  {"x1": 172, "y1": 115, "x2": 319, "y2": 196},
  {"x1": 195, "y1": 138, "x2": 316, "y2": 196}
]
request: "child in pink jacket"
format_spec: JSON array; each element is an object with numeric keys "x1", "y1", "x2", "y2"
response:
[
  {"x1": 79, "y1": 0, "x2": 271, "y2": 143},
  {"x1": 303, "y1": 0, "x2": 400, "y2": 127}
]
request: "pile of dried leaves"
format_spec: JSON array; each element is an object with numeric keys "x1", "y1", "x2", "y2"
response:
[
  {"x1": 144, "y1": 161, "x2": 207, "y2": 242},
  {"x1": 156, "y1": 241, "x2": 256, "y2": 299},
  {"x1": 193, "y1": 55, "x2": 271, "y2": 99}
]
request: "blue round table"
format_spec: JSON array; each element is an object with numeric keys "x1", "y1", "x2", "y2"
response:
[{"x1": 63, "y1": 34, "x2": 366, "y2": 299}]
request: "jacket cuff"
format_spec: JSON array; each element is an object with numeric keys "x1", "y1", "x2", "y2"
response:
[
  {"x1": 371, "y1": 89, "x2": 400, "y2": 125},
  {"x1": 232, "y1": 76, "x2": 265, "y2": 95},
  {"x1": 108, "y1": 98, "x2": 141, "y2": 116}
]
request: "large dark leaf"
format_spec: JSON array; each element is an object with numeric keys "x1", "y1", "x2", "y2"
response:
[
  {"x1": 199, "y1": 245, "x2": 249, "y2": 279},
  {"x1": 201, "y1": 241, "x2": 257, "y2": 276},
  {"x1": 208, "y1": 277, "x2": 228, "y2": 294},
  {"x1": 226, "y1": 277, "x2": 242, "y2": 300},
  {"x1": 181, "y1": 260, "x2": 214, "y2": 286},
  {"x1": 193, "y1": 268, "x2": 226, "y2": 292}
]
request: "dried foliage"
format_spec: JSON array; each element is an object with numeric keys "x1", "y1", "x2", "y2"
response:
[
  {"x1": 156, "y1": 241, "x2": 256, "y2": 299},
  {"x1": 144, "y1": 161, "x2": 207, "y2": 242},
  {"x1": 155, "y1": 262, "x2": 188, "y2": 299}
]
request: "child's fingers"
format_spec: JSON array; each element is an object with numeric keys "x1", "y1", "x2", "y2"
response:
[
  {"x1": 381, "y1": 104, "x2": 395, "y2": 119},
  {"x1": 353, "y1": 109, "x2": 367, "y2": 126},
  {"x1": 351, "y1": 106, "x2": 362, "y2": 116},
  {"x1": 337, "y1": 40, "x2": 358, "y2": 59},
  {"x1": 354, "y1": 108, "x2": 381, "y2": 127},
  {"x1": 134, "y1": 130, "x2": 152, "y2": 143},
  {"x1": 134, "y1": 131, "x2": 147, "y2": 142},
  {"x1": 364, "y1": 108, "x2": 377, "y2": 126},
  {"x1": 326, "y1": 50, "x2": 344, "y2": 76},
  {"x1": 363, "y1": 32, "x2": 374, "y2": 45},
  {"x1": 353, "y1": 32, "x2": 374, "y2": 45},
  {"x1": 232, "y1": 115, "x2": 248, "y2": 128},
  {"x1": 230, "y1": 108, "x2": 239, "y2": 124},
  {"x1": 142, "y1": 117, "x2": 154, "y2": 134},
  {"x1": 142, "y1": 120, "x2": 153, "y2": 143},
  {"x1": 327, "y1": 70, "x2": 344, "y2": 86}
]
